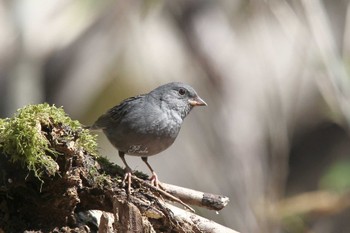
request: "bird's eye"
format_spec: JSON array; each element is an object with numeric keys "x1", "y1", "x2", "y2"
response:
[{"x1": 178, "y1": 88, "x2": 186, "y2": 96}]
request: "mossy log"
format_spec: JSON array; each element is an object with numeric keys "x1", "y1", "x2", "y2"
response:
[{"x1": 0, "y1": 104, "x2": 236, "y2": 233}]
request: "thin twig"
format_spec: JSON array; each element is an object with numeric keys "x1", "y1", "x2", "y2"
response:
[{"x1": 131, "y1": 175, "x2": 195, "y2": 213}]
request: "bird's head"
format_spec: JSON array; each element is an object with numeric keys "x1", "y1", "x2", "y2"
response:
[{"x1": 149, "y1": 82, "x2": 207, "y2": 119}]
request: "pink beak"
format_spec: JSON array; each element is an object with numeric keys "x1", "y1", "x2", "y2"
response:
[{"x1": 188, "y1": 96, "x2": 207, "y2": 106}]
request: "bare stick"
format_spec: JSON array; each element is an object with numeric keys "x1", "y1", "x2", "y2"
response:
[
  {"x1": 165, "y1": 203, "x2": 240, "y2": 233},
  {"x1": 131, "y1": 175, "x2": 195, "y2": 213},
  {"x1": 161, "y1": 183, "x2": 229, "y2": 211}
]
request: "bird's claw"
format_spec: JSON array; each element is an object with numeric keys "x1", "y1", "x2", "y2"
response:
[
  {"x1": 122, "y1": 167, "x2": 133, "y2": 194},
  {"x1": 122, "y1": 168, "x2": 161, "y2": 193},
  {"x1": 149, "y1": 172, "x2": 159, "y2": 187}
]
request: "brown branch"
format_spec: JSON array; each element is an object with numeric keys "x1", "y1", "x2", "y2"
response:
[
  {"x1": 270, "y1": 190, "x2": 350, "y2": 219},
  {"x1": 131, "y1": 175, "x2": 195, "y2": 213}
]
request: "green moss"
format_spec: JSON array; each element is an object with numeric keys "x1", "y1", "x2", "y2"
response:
[{"x1": 0, "y1": 103, "x2": 98, "y2": 179}]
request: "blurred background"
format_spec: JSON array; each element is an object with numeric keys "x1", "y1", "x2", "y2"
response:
[{"x1": 1, "y1": 0, "x2": 350, "y2": 232}]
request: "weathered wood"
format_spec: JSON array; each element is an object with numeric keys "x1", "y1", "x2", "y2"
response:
[
  {"x1": 98, "y1": 212, "x2": 113, "y2": 233},
  {"x1": 161, "y1": 183, "x2": 230, "y2": 211},
  {"x1": 166, "y1": 204, "x2": 241, "y2": 233}
]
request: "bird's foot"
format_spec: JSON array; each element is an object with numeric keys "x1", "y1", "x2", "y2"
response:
[
  {"x1": 149, "y1": 171, "x2": 159, "y2": 187},
  {"x1": 122, "y1": 167, "x2": 133, "y2": 194}
]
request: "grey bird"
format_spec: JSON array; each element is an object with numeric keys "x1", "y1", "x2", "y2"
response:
[{"x1": 89, "y1": 82, "x2": 207, "y2": 192}]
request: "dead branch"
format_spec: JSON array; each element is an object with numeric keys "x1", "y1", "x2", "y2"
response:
[
  {"x1": 164, "y1": 203, "x2": 239, "y2": 233},
  {"x1": 161, "y1": 183, "x2": 230, "y2": 211}
]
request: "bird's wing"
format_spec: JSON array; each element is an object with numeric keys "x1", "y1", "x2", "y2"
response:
[{"x1": 90, "y1": 95, "x2": 145, "y2": 130}]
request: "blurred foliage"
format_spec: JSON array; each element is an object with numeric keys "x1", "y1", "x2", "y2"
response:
[
  {"x1": 282, "y1": 215, "x2": 308, "y2": 233},
  {"x1": 320, "y1": 159, "x2": 350, "y2": 192}
]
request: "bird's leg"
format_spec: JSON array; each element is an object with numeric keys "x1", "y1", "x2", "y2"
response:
[
  {"x1": 119, "y1": 151, "x2": 132, "y2": 193},
  {"x1": 141, "y1": 157, "x2": 159, "y2": 187}
]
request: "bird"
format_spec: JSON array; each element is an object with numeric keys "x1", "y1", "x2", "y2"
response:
[{"x1": 89, "y1": 82, "x2": 207, "y2": 192}]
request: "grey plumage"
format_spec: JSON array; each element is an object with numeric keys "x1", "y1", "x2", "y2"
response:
[{"x1": 90, "y1": 82, "x2": 206, "y2": 190}]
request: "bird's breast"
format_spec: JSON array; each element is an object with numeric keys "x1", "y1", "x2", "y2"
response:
[{"x1": 103, "y1": 114, "x2": 181, "y2": 156}]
